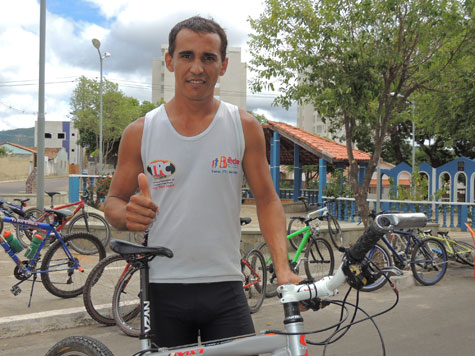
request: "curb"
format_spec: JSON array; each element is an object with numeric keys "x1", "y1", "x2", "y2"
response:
[{"x1": 0, "y1": 306, "x2": 95, "y2": 339}]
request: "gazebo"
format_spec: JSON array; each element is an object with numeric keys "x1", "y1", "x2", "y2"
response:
[{"x1": 263, "y1": 121, "x2": 372, "y2": 203}]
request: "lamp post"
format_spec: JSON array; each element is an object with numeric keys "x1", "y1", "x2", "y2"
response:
[{"x1": 91, "y1": 38, "x2": 110, "y2": 173}]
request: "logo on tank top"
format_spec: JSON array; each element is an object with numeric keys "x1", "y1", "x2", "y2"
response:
[
  {"x1": 211, "y1": 156, "x2": 240, "y2": 175},
  {"x1": 147, "y1": 159, "x2": 176, "y2": 189}
]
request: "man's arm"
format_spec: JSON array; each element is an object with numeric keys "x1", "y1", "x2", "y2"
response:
[
  {"x1": 104, "y1": 117, "x2": 158, "y2": 231},
  {"x1": 240, "y1": 110, "x2": 301, "y2": 285}
]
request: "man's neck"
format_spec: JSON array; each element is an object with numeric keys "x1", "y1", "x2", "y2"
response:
[{"x1": 164, "y1": 97, "x2": 221, "y2": 136}]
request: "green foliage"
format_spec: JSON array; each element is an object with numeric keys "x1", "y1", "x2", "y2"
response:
[
  {"x1": 323, "y1": 169, "x2": 353, "y2": 198},
  {"x1": 248, "y1": 0, "x2": 472, "y2": 224},
  {"x1": 89, "y1": 175, "x2": 112, "y2": 209},
  {"x1": 0, "y1": 146, "x2": 11, "y2": 157},
  {"x1": 247, "y1": 110, "x2": 269, "y2": 124},
  {"x1": 70, "y1": 76, "x2": 160, "y2": 165}
]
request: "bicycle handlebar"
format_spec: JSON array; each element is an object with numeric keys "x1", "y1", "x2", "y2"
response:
[{"x1": 279, "y1": 212, "x2": 427, "y2": 304}]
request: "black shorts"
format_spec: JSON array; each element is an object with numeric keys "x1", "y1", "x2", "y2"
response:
[{"x1": 149, "y1": 281, "x2": 255, "y2": 348}]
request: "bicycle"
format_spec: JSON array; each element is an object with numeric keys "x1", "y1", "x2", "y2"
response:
[
  {"x1": 45, "y1": 212, "x2": 428, "y2": 356},
  {"x1": 0, "y1": 197, "x2": 35, "y2": 239},
  {"x1": 287, "y1": 197, "x2": 343, "y2": 250},
  {"x1": 16, "y1": 190, "x2": 111, "y2": 253},
  {"x1": 260, "y1": 206, "x2": 335, "y2": 298},
  {"x1": 418, "y1": 229, "x2": 475, "y2": 267},
  {"x1": 362, "y1": 223, "x2": 448, "y2": 291},
  {"x1": 0, "y1": 203, "x2": 106, "y2": 304},
  {"x1": 83, "y1": 218, "x2": 266, "y2": 336}
]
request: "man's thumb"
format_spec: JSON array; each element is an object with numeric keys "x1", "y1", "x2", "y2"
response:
[{"x1": 138, "y1": 173, "x2": 151, "y2": 198}]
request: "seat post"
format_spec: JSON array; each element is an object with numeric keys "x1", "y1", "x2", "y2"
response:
[{"x1": 139, "y1": 259, "x2": 152, "y2": 350}]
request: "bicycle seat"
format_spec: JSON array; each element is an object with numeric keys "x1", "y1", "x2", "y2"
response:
[
  {"x1": 240, "y1": 217, "x2": 252, "y2": 226},
  {"x1": 13, "y1": 198, "x2": 30, "y2": 205},
  {"x1": 437, "y1": 231, "x2": 449, "y2": 237},
  {"x1": 290, "y1": 216, "x2": 306, "y2": 222},
  {"x1": 46, "y1": 191, "x2": 61, "y2": 198},
  {"x1": 44, "y1": 208, "x2": 73, "y2": 220},
  {"x1": 109, "y1": 239, "x2": 173, "y2": 258}
]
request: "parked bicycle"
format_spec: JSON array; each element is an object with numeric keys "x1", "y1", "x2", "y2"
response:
[
  {"x1": 260, "y1": 206, "x2": 336, "y2": 298},
  {"x1": 287, "y1": 197, "x2": 343, "y2": 249},
  {"x1": 83, "y1": 218, "x2": 266, "y2": 336},
  {"x1": 418, "y1": 229, "x2": 475, "y2": 267},
  {"x1": 45, "y1": 212, "x2": 427, "y2": 356},
  {"x1": 16, "y1": 190, "x2": 111, "y2": 253},
  {"x1": 0, "y1": 197, "x2": 33, "y2": 239},
  {"x1": 362, "y1": 213, "x2": 448, "y2": 292},
  {"x1": 0, "y1": 203, "x2": 106, "y2": 304}
]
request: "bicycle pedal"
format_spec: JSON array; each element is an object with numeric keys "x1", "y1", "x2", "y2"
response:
[{"x1": 11, "y1": 285, "x2": 22, "y2": 296}]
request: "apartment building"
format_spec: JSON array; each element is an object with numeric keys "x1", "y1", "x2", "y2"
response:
[{"x1": 152, "y1": 45, "x2": 247, "y2": 109}]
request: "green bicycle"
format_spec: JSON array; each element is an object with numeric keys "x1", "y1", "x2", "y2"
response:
[
  {"x1": 419, "y1": 229, "x2": 475, "y2": 267},
  {"x1": 259, "y1": 207, "x2": 337, "y2": 297}
]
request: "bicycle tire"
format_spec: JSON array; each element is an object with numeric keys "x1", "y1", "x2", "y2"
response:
[
  {"x1": 83, "y1": 254, "x2": 130, "y2": 325},
  {"x1": 44, "y1": 335, "x2": 115, "y2": 356},
  {"x1": 304, "y1": 237, "x2": 334, "y2": 281},
  {"x1": 287, "y1": 217, "x2": 306, "y2": 250},
  {"x1": 452, "y1": 240, "x2": 475, "y2": 266},
  {"x1": 16, "y1": 207, "x2": 45, "y2": 248},
  {"x1": 327, "y1": 214, "x2": 343, "y2": 248},
  {"x1": 41, "y1": 232, "x2": 106, "y2": 298},
  {"x1": 66, "y1": 212, "x2": 111, "y2": 252},
  {"x1": 410, "y1": 238, "x2": 447, "y2": 286},
  {"x1": 112, "y1": 265, "x2": 141, "y2": 337},
  {"x1": 242, "y1": 248, "x2": 267, "y2": 313},
  {"x1": 361, "y1": 243, "x2": 392, "y2": 292},
  {"x1": 257, "y1": 242, "x2": 279, "y2": 298}
]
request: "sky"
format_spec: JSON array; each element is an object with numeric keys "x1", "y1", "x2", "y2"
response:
[{"x1": 0, "y1": 0, "x2": 297, "y2": 132}]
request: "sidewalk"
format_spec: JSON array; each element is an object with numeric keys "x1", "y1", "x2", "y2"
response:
[{"x1": 0, "y1": 205, "x2": 473, "y2": 339}]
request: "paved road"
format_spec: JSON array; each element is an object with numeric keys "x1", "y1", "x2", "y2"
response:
[
  {"x1": 1, "y1": 258, "x2": 474, "y2": 356},
  {"x1": 0, "y1": 176, "x2": 69, "y2": 194}
]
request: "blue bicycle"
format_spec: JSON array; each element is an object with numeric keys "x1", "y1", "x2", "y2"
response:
[
  {"x1": 0, "y1": 202, "x2": 106, "y2": 302},
  {"x1": 362, "y1": 227, "x2": 448, "y2": 291}
]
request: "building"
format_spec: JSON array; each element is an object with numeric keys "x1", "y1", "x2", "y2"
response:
[
  {"x1": 34, "y1": 121, "x2": 81, "y2": 165},
  {"x1": 152, "y1": 45, "x2": 247, "y2": 109},
  {"x1": 297, "y1": 103, "x2": 345, "y2": 143}
]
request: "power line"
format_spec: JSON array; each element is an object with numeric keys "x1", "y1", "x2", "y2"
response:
[{"x1": 0, "y1": 101, "x2": 40, "y2": 115}]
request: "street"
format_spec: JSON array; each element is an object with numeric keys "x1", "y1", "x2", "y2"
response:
[
  {"x1": 1, "y1": 260, "x2": 474, "y2": 356},
  {"x1": 0, "y1": 176, "x2": 69, "y2": 195}
]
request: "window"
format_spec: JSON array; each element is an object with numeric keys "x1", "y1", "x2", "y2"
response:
[
  {"x1": 45, "y1": 133, "x2": 52, "y2": 138},
  {"x1": 58, "y1": 133, "x2": 65, "y2": 139},
  {"x1": 72, "y1": 133, "x2": 75, "y2": 136},
  {"x1": 71, "y1": 149, "x2": 75, "y2": 152}
]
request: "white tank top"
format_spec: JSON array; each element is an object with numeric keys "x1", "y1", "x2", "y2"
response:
[{"x1": 141, "y1": 102, "x2": 245, "y2": 283}]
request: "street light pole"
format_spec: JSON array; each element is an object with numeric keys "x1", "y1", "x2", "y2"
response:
[{"x1": 91, "y1": 38, "x2": 110, "y2": 173}]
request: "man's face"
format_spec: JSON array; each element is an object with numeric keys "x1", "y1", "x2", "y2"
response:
[{"x1": 165, "y1": 29, "x2": 228, "y2": 102}]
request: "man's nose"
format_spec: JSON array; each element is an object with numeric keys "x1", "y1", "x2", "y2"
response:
[{"x1": 190, "y1": 59, "x2": 204, "y2": 74}]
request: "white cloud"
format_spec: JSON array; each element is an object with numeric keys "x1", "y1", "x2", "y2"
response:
[{"x1": 0, "y1": 0, "x2": 296, "y2": 133}]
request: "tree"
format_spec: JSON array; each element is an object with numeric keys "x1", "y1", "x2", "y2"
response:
[
  {"x1": 0, "y1": 146, "x2": 11, "y2": 157},
  {"x1": 248, "y1": 0, "x2": 472, "y2": 225},
  {"x1": 70, "y1": 76, "x2": 160, "y2": 166}
]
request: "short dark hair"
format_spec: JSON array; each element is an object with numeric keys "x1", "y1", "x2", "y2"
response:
[{"x1": 168, "y1": 16, "x2": 228, "y2": 61}]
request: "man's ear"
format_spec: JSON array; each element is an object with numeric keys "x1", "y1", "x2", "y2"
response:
[
  {"x1": 219, "y1": 56, "x2": 229, "y2": 76},
  {"x1": 165, "y1": 52, "x2": 174, "y2": 72}
]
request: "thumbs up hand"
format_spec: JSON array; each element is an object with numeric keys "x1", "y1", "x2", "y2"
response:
[{"x1": 126, "y1": 173, "x2": 159, "y2": 231}]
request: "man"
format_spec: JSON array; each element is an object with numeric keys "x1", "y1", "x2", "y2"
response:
[{"x1": 104, "y1": 16, "x2": 301, "y2": 348}]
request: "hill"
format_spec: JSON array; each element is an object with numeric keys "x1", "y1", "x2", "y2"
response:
[{"x1": 0, "y1": 127, "x2": 34, "y2": 146}]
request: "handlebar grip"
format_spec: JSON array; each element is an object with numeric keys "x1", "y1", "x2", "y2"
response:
[{"x1": 347, "y1": 224, "x2": 383, "y2": 261}]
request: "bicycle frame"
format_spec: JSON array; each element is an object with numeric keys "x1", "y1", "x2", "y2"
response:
[
  {"x1": 0, "y1": 215, "x2": 82, "y2": 276},
  {"x1": 422, "y1": 233, "x2": 472, "y2": 257},
  {"x1": 374, "y1": 230, "x2": 419, "y2": 266}
]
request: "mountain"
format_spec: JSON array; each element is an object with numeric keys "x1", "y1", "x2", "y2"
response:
[{"x1": 0, "y1": 127, "x2": 35, "y2": 146}]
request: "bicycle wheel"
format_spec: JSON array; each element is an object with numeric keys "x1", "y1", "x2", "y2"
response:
[
  {"x1": 390, "y1": 232, "x2": 413, "y2": 255},
  {"x1": 257, "y1": 242, "x2": 279, "y2": 298},
  {"x1": 304, "y1": 237, "x2": 334, "y2": 281},
  {"x1": 242, "y1": 249, "x2": 267, "y2": 313},
  {"x1": 452, "y1": 240, "x2": 475, "y2": 266},
  {"x1": 15, "y1": 207, "x2": 45, "y2": 248},
  {"x1": 410, "y1": 238, "x2": 447, "y2": 286},
  {"x1": 327, "y1": 214, "x2": 343, "y2": 248},
  {"x1": 112, "y1": 265, "x2": 141, "y2": 337},
  {"x1": 40, "y1": 232, "x2": 106, "y2": 298},
  {"x1": 66, "y1": 212, "x2": 111, "y2": 253},
  {"x1": 287, "y1": 217, "x2": 306, "y2": 250},
  {"x1": 44, "y1": 336, "x2": 114, "y2": 356},
  {"x1": 83, "y1": 254, "x2": 130, "y2": 325},
  {"x1": 361, "y1": 243, "x2": 392, "y2": 292}
]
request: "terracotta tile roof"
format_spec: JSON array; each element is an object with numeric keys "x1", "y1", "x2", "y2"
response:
[
  {"x1": 266, "y1": 121, "x2": 371, "y2": 164},
  {"x1": 1, "y1": 142, "x2": 62, "y2": 160},
  {"x1": 45, "y1": 147, "x2": 62, "y2": 160},
  {"x1": 1, "y1": 142, "x2": 36, "y2": 153}
]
